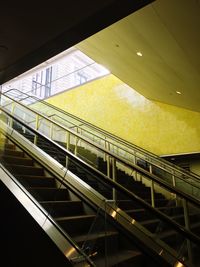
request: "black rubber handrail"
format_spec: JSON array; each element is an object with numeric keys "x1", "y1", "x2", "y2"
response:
[{"x1": 1, "y1": 107, "x2": 200, "y2": 248}]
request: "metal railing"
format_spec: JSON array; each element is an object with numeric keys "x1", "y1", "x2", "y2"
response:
[
  {"x1": 2, "y1": 88, "x2": 200, "y2": 185},
  {"x1": 1, "y1": 106, "x2": 200, "y2": 266},
  {"x1": 1, "y1": 90, "x2": 200, "y2": 203}
]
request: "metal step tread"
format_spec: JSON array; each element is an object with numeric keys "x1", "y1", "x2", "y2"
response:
[
  {"x1": 55, "y1": 214, "x2": 95, "y2": 221},
  {"x1": 74, "y1": 231, "x2": 118, "y2": 243},
  {"x1": 39, "y1": 200, "x2": 82, "y2": 204},
  {"x1": 94, "y1": 249, "x2": 142, "y2": 266},
  {"x1": 16, "y1": 175, "x2": 54, "y2": 179}
]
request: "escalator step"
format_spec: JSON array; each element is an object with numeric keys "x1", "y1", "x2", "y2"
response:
[
  {"x1": 4, "y1": 164, "x2": 44, "y2": 175},
  {"x1": 0, "y1": 143, "x2": 15, "y2": 150},
  {"x1": 56, "y1": 214, "x2": 96, "y2": 236},
  {"x1": 94, "y1": 249, "x2": 143, "y2": 267},
  {"x1": 16, "y1": 176, "x2": 56, "y2": 188},
  {"x1": 40, "y1": 200, "x2": 84, "y2": 217},
  {"x1": 1, "y1": 155, "x2": 33, "y2": 166},
  {"x1": 0, "y1": 149, "x2": 24, "y2": 157},
  {"x1": 27, "y1": 188, "x2": 70, "y2": 201}
]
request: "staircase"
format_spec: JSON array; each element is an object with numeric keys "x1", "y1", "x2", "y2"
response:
[
  {"x1": 1, "y1": 91, "x2": 200, "y2": 266},
  {"x1": 1, "y1": 89, "x2": 200, "y2": 202},
  {"x1": 1, "y1": 126, "x2": 200, "y2": 266},
  {"x1": 0, "y1": 135, "x2": 163, "y2": 267}
]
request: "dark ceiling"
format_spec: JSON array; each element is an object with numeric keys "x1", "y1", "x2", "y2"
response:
[{"x1": 0, "y1": 0, "x2": 153, "y2": 85}]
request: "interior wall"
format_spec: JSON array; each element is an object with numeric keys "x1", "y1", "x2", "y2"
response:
[{"x1": 46, "y1": 74, "x2": 200, "y2": 156}]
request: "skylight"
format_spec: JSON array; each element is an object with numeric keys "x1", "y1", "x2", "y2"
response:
[{"x1": 2, "y1": 47, "x2": 110, "y2": 100}]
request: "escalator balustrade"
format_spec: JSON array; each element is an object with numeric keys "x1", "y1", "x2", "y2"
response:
[
  {"x1": 1, "y1": 107, "x2": 200, "y2": 266},
  {"x1": 0, "y1": 135, "x2": 161, "y2": 267}
]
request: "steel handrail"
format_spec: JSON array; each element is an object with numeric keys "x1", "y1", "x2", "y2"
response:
[
  {"x1": 0, "y1": 120, "x2": 192, "y2": 267},
  {"x1": 1, "y1": 93, "x2": 200, "y2": 199},
  {"x1": 2, "y1": 88, "x2": 200, "y2": 183},
  {"x1": 1, "y1": 107, "x2": 200, "y2": 249}
]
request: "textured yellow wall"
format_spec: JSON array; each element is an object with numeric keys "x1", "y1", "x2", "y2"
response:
[{"x1": 46, "y1": 75, "x2": 200, "y2": 155}]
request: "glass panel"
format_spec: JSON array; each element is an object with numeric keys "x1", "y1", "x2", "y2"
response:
[
  {"x1": 2, "y1": 91, "x2": 200, "y2": 195},
  {"x1": 1, "y1": 98, "x2": 200, "y2": 266},
  {"x1": 0, "y1": 126, "x2": 166, "y2": 267},
  {"x1": 1, "y1": 88, "x2": 200, "y2": 198}
]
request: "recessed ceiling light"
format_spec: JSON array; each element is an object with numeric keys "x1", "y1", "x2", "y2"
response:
[
  {"x1": 136, "y1": 51, "x2": 143, "y2": 57},
  {"x1": 176, "y1": 91, "x2": 182, "y2": 95}
]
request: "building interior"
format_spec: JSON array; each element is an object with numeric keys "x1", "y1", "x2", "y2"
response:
[{"x1": 0, "y1": 0, "x2": 200, "y2": 266}]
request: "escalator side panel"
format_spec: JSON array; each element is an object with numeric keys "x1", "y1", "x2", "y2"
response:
[{"x1": 0, "y1": 180, "x2": 72, "y2": 267}]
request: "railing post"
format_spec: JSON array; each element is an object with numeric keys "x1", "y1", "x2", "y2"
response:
[
  {"x1": 34, "y1": 114, "x2": 39, "y2": 145},
  {"x1": 149, "y1": 164, "x2": 155, "y2": 208},
  {"x1": 9, "y1": 102, "x2": 16, "y2": 127},
  {"x1": 182, "y1": 199, "x2": 193, "y2": 264},
  {"x1": 106, "y1": 141, "x2": 111, "y2": 178},
  {"x1": 10, "y1": 101, "x2": 15, "y2": 114},
  {"x1": 66, "y1": 131, "x2": 70, "y2": 150},
  {"x1": 65, "y1": 132, "x2": 70, "y2": 168},
  {"x1": 172, "y1": 171, "x2": 178, "y2": 205},
  {"x1": 107, "y1": 155, "x2": 111, "y2": 178},
  {"x1": 132, "y1": 151, "x2": 136, "y2": 165},
  {"x1": 74, "y1": 136, "x2": 79, "y2": 156},
  {"x1": 22, "y1": 112, "x2": 26, "y2": 133},
  {"x1": 104, "y1": 139, "x2": 107, "y2": 161},
  {"x1": 49, "y1": 122, "x2": 53, "y2": 140},
  {"x1": 112, "y1": 157, "x2": 116, "y2": 200}
]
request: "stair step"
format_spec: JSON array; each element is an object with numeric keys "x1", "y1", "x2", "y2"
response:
[
  {"x1": 56, "y1": 214, "x2": 96, "y2": 236},
  {"x1": 1, "y1": 155, "x2": 33, "y2": 166},
  {"x1": 17, "y1": 176, "x2": 56, "y2": 188},
  {"x1": 74, "y1": 231, "x2": 120, "y2": 257},
  {"x1": 4, "y1": 164, "x2": 44, "y2": 175},
  {"x1": 126, "y1": 208, "x2": 154, "y2": 221},
  {"x1": 141, "y1": 212, "x2": 200, "y2": 233},
  {"x1": 74, "y1": 231, "x2": 118, "y2": 243},
  {"x1": 0, "y1": 143, "x2": 15, "y2": 150},
  {"x1": 159, "y1": 221, "x2": 200, "y2": 244},
  {"x1": 40, "y1": 200, "x2": 84, "y2": 217},
  {"x1": 116, "y1": 191, "x2": 165, "y2": 200},
  {"x1": 0, "y1": 149, "x2": 24, "y2": 157},
  {"x1": 116, "y1": 198, "x2": 169, "y2": 210},
  {"x1": 27, "y1": 188, "x2": 70, "y2": 201},
  {"x1": 0, "y1": 139, "x2": 8, "y2": 145},
  {"x1": 94, "y1": 250, "x2": 142, "y2": 267},
  {"x1": 126, "y1": 206, "x2": 183, "y2": 221}
]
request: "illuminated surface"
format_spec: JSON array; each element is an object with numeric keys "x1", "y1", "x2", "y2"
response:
[{"x1": 46, "y1": 74, "x2": 200, "y2": 155}]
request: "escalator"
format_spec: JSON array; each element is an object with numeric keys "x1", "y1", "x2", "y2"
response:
[
  {"x1": 1, "y1": 116, "x2": 169, "y2": 267},
  {"x1": 1, "y1": 88, "x2": 200, "y2": 200},
  {"x1": 1, "y1": 102, "x2": 200, "y2": 266}
]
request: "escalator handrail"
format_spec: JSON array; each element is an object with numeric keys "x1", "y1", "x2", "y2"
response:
[
  {"x1": 1, "y1": 95, "x2": 200, "y2": 202},
  {"x1": 2, "y1": 88, "x2": 200, "y2": 183},
  {"x1": 0, "y1": 123, "x2": 190, "y2": 267},
  {"x1": 1, "y1": 107, "x2": 200, "y2": 248},
  {"x1": 3, "y1": 91, "x2": 200, "y2": 194}
]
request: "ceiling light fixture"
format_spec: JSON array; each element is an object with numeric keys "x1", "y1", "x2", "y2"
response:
[
  {"x1": 176, "y1": 91, "x2": 182, "y2": 95},
  {"x1": 136, "y1": 51, "x2": 143, "y2": 57}
]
